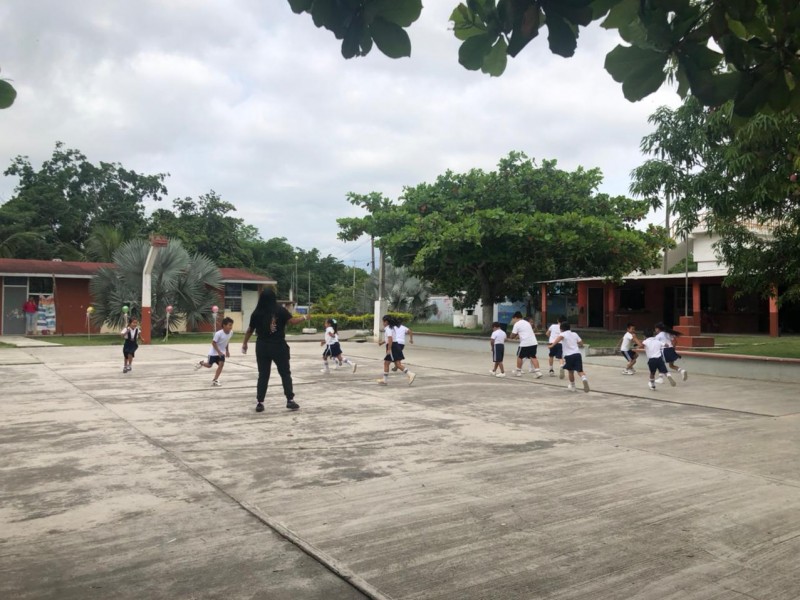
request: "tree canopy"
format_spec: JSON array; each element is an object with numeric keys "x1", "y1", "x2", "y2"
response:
[
  {"x1": 288, "y1": 0, "x2": 800, "y2": 118},
  {"x1": 339, "y1": 151, "x2": 669, "y2": 330},
  {"x1": 630, "y1": 96, "x2": 800, "y2": 305}
]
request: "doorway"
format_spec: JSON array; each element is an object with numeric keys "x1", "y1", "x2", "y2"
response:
[
  {"x1": 3, "y1": 284, "x2": 27, "y2": 335},
  {"x1": 588, "y1": 287, "x2": 604, "y2": 328}
]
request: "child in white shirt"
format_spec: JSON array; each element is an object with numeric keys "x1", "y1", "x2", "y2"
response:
[
  {"x1": 490, "y1": 321, "x2": 507, "y2": 377},
  {"x1": 549, "y1": 322, "x2": 589, "y2": 393}
]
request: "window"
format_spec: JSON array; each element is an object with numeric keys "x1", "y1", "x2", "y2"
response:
[
  {"x1": 29, "y1": 277, "x2": 54, "y2": 294},
  {"x1": 619, "y1": 284, "x2": 645, "y2": 311},
  {"x1": 224, "y1": 283, "x2": 242, "y2": 312}
]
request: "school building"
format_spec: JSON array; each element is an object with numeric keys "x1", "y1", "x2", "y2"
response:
[{"x1": 0, "y1": 258, "x2": 275, "y2": 336}]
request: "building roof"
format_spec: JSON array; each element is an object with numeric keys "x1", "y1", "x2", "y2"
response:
[
  {"x1": 0, "y1": 258, "x2": 275, "y2": 283},
  {"x1": 537, "y1": 268, "x2": 730, "y2": 284}
]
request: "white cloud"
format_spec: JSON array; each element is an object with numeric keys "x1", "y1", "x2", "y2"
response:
[{"x1": 0, "y1": 0, "x2": 679, "y2": 264}]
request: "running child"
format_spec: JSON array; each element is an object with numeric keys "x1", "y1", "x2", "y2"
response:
[
  {"x1": 620, "y1": 323, "x2": 642, "y2": 375},
  {"x1": 377, "y1": 315, "x2": 415, "y2": 386},
  {"x1": 320, "y1": 318, "x2": 357, "y2": 374},
  {"x1": 655, "y1": 322, "x2": 688, "y2": 381},
  {"x1": 490, "y1": 321, "x2": 507, "y2": 377},
  {"x1": 548, "y1": 322, "x2": 589, "y2": 392},
  {"x1": 642, "y1": 328, "x2": 677, "y2": 390},
  {"x1": 509, "y1": 312, "x2": 543, "y2": 378},
  {"x1": 546, "y1": 315, "x2": 566, "y2": 376},
  {"x1": 391, "y1": 319, "x2": 413, "y2": 372},
  {"x1": 121, "y1": 318, "x2": 141, "y2": 373},
  {"x1": 195, "y1": 317, "x2": 235, "y2": 386}
]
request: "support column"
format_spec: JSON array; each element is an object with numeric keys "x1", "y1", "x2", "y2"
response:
[
  {"x1": 769, "y1": 287, "x2": 779, "y2": 337},
  {"x1": 141, "y1": 235, "x2": 168, "y2": 344},
  {"x1": 577, "y1": 282, "x2": 588, "y2": 328},
  {"x1": 606, "y1": 283, "x2": 616, "y2": 331},
  {"x1": 540, "y1": 283, "x2": 548, "y2": 331},
  {"x1": 692, "y1": 279, "x2": 701, "y2": 330}
]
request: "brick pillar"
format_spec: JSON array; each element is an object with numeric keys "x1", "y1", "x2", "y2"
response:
[
  {"x1": 769, "y1": 288, "x2": 779, "y2": 337},
  {"x1": 540, "y1": 283, "x2": 548, "y2": 331},
  {"x1": 692, "y1": 279, "x2": 701, "y2": 331},
  {"x1": 577, "y1": 282, "x2": 588, "y2": 328},
  {"x1": 606, "y1": 283, "x2": 616, "y2": 331}
]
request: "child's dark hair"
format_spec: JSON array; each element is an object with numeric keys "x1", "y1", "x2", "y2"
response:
[
  {"x1": 654, "y1": 321, "x2": 681, "y2": 336},
  {"x1": 559, "y1": 321, "x2": 571, "y2": 331},
  {"x1": 221, "y1": 317, "x2": 234, "y2": 326},
  {"x1": 326, "y1": 317, "x2": 338, "y2": 334},
  {"x1": 492, "y1": 321, "x2": 501, "y2": 328},
  {"x1": 382, "y1": 314, "x2": 399, "y2": 327},
  {"x1": 559, "y1": 315, "x2": 566, "y2": 323},
  {"x1": 512, "y1": 311, "x2": 523, "y2": 319},
  {"x1": 626, "y1": 322, "x2": 635, "y2": 329},
  {"x1": 643, "y1": 328, "x2": 654, "y2": 337}
]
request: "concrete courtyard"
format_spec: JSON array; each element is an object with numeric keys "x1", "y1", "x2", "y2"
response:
[{"x1": 1, "y1": 338, "x2": 799, "y2": 599}]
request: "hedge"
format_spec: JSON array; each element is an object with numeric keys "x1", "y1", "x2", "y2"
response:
[{"x1": 286, "y1": 312, "x2": 414, "y2": 332}]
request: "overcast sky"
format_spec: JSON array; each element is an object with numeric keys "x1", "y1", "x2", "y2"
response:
[{"x1": 0, "y1": 0, "x2": 679, "y2": 268}]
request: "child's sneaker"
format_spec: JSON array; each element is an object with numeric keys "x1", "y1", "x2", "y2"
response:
[
  {"x1": 255, "y1": 402, "x2": 264, "y2": 412},
  {"x1": 621, "y1": 369, "x2": 634, "y2": 375},
  {"x1": 320, "y1": 368, "x2": 330, "y2": 374},
  {"x1": 212, "y1": 380, "x2": 221, "y2": 386},
  {"x1": 496, "y1": 372, "x2": 506, "y2": 378},
  {"x1": 549, "y1": 369, "x2": 555, "y2": 377},
  {"x1": 681, "y1": 369, "x2": 688, "y2": 381},
  {"x1": 286, "y1": 399, "x2": 300, "y2": 410},
  {"x1": 351, "y1": 363, "x2": 357, "y2": 374},
  {"x1": 581, "y1": 377, "x2": 590, "y2": 393},
  {"x1": 534, "y1": 370, "x2": 543, "y2": 379},
  {"x1": 490, "y1": 370, "x2": 497, "y2": 376},
  {"x1": 567, "y1": 383, "x2": 576, "y2": 392},
  {"x1": 654, "y1": 376, "x2": 664, "y2": 384},
  {"x1": 194, "y1": 361, "x2": 204, "y2": 371},
  {"x1": 559, "y1": 367, "x2": 565, "y2": 380},
  {"x1": 407, "y1": 372, "x2": 416, "y2": 386},
  {"x1": 648, "y1": 381, "x2": 656, "y2": 390},
  {"x1": 376, "y1": 378, "x2": 388, "y2": 385},
  {"x1": 667, "y1": 373, "x2": 677, "y2": 387},
  {"x1": 514, "y1": 370, "x2": 522, "y2": 377}
]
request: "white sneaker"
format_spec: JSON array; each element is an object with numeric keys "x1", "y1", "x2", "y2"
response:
[
  {"x1": 376, "y1": 378, "x2": 387, "y2": 385},
  {"x1": 490, "y1": 370, "x2": 497, "y2": 376},
  {"x1": 567, "y1": 383, "x2": 576, "y2": 392},
  {"x1": 212, "y1": 380, "x2": 221, "y2": 386},
  {"x1": 667, "y1": 373, "x2": 677, "y2": 387},
  {"x1": 351, "y1": 363, "x2": 357, "y2": 374},
  {"x1": 681, "y1": 369, "x2": 688, "y2": 381},
  {"x1": 514, "y1": 370, "x2": 522, "y2": 377},
  {"x1": 534, "y1": 370, "x2": 543, "y2": 379},
  {"x1": 581, "y1": 377, "x2": 590, "y2": 393},
  {"x1": 559, "y1": 367, "x2": 565, "y2": 380},
  {"x1": 407, "y1": 372, "x2": 416, "y2": 386},
  {"x1": 655, "y1": 377, "x2": 664, "y2": 384},
  {"x1": 320, "y1": 368, "x2": 330, "y2": 374},
  {"x1": 649, "y1": 381, "x2": 656, "y2": 390},
  {"x1": 629, "y1": 368, "x2": 636, "y2": 374},
  {"x1": 496, "y1": 372, "x2": 506, "y2": 378},
  {"x1": 194, "y1": 361, "x2": 204, "y2": 371},
  {"x1": 549, "y1": 370, "x2": 555, "y2": 377},
  {"x1": 621, "y1": 369, "x2": 634, "y2": 375}
]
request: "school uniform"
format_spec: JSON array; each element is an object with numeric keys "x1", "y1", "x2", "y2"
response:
[
  {"x1": 656, "y1": 331, "x2": 681, "y2": 363},
  {"x1": 491, "y1": 329, "x2": 506, "y2": 363},
  {"x1": 383, "y1": 325, "x2": 404, "y2": 362},
  {"x1": 620, "y1": 331, "x2": 638, "y2": 363},
  {"x1": 643, "y1": 337, "x2": 668, "y2": 375},
  {"x1": 208, "y1": 328, "x2": 233, "y2": 365},
  {"x1": 322, "y1": 326, "x2": 343, "y2": 359},
  {"x1": 547, "y1": 323, "x2": 563, "y2": 358},
  {"x1": 512, "y1": 319, "x2": 538, "y2": 359},
  {"x1": 122, "y1": 327, "x2": 140, "y2": 358},
  {"x1": 560, "y1": 330, "x2": 583, "y2": 372}
]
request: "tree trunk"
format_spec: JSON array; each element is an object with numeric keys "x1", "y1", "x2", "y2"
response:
[{"x1": 481, "y1": 302, "x2": 493, "y2": 333}]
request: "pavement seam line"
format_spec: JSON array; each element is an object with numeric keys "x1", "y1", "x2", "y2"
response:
[{"x1": 44, "y1": 362, "x2": 393, "y2": 600}]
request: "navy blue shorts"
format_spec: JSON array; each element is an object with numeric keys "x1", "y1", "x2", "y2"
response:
[
  {"x1": 208, "y1": 355, "x2": 225, "y2": 365},
  {"x1": 384, "y1": 342, "x2": 405, "y2": 362},
  {"x1": 648, "y1": 356, "x2": 668, "y2": 375},
  {"x1": 517, "y1": 345, "x2": 537, "y2": 359},
  {"x1": 548, "y1": 343, "x2": 562, "y2": 359},
  {"x1": 663, "y1": 347, "x2": 681, "y2": 363},
  {"x1": 492, "y1": 345, "x2": 505, "y2": 363},
  {"x1": 564, "y1": 353, "x2": 583, "y2": 372},
  {"x1": 621, "y1": 349, "x2": 637, "y2": 362},
  {"x1": 323, "y1": 342, "x2": 342, "y2": 359}
]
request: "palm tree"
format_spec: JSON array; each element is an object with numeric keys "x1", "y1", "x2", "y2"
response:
[
  {"x1": 359, "y1": 262, "x2": 436, "y2": 320},
  {"x1": 90, "y1": 238, "x2": 222, "y2": 334},
  {"x1": 0, "y1": 231, "x2": 44, "y2": 258},
  {"x1": 85, "y1": 225, "x2": 125, "y2": 262}
]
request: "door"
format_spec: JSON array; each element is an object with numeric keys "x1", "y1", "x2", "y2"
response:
[
  {"x1": 3, "y1": 285, "x2": 27, "y2": 335},
  {"x1": 588, "y1": 287, "x2": 604, "y2": 328}
]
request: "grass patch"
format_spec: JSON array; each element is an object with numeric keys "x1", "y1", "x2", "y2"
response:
[{"x1": 693, "y1": 334, "x2": 800, "y2": 359}]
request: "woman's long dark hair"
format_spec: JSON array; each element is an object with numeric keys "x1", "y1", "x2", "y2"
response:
[{"x1": 252, "y1": 287, "x2": 278, "y2": 324}]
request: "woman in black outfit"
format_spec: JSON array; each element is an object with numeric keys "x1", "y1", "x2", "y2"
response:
[{"x1": 242, "y1": 288, "x2": 309, "y2": 413}]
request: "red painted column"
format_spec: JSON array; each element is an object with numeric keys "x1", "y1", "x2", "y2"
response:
[
  {"x1": 606, "y1": 283, "x2": 616, "y2": 331},
  {"x1": 141, "y1": 306, "x2": 151, "y2": 344},
  {"x1": 540, "y1": 283, "x2": 548, "y2": 330},
  {"x1": 577, "y1": 282, "x2": 588, "y2": 328},
  {"x1": 692, "y1": 279, "x2": 701, "y2": 329},
  {"x1": 769, "y1": 287, "x2": 779, "y2": 337}
]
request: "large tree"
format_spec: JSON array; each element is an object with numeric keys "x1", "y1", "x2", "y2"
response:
[
  {"x1": 288, "y1": 0, "x2": 800, "y2": 118},
  {"x1": 631, "y1": 96, "x2": 800, "y2": 305},
  {"x1": 339, "y1": 152, "x2": 668, "y2": 331},
  {"x1": 1, "y1": 142, "x2": 167, "y2": 259}
]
